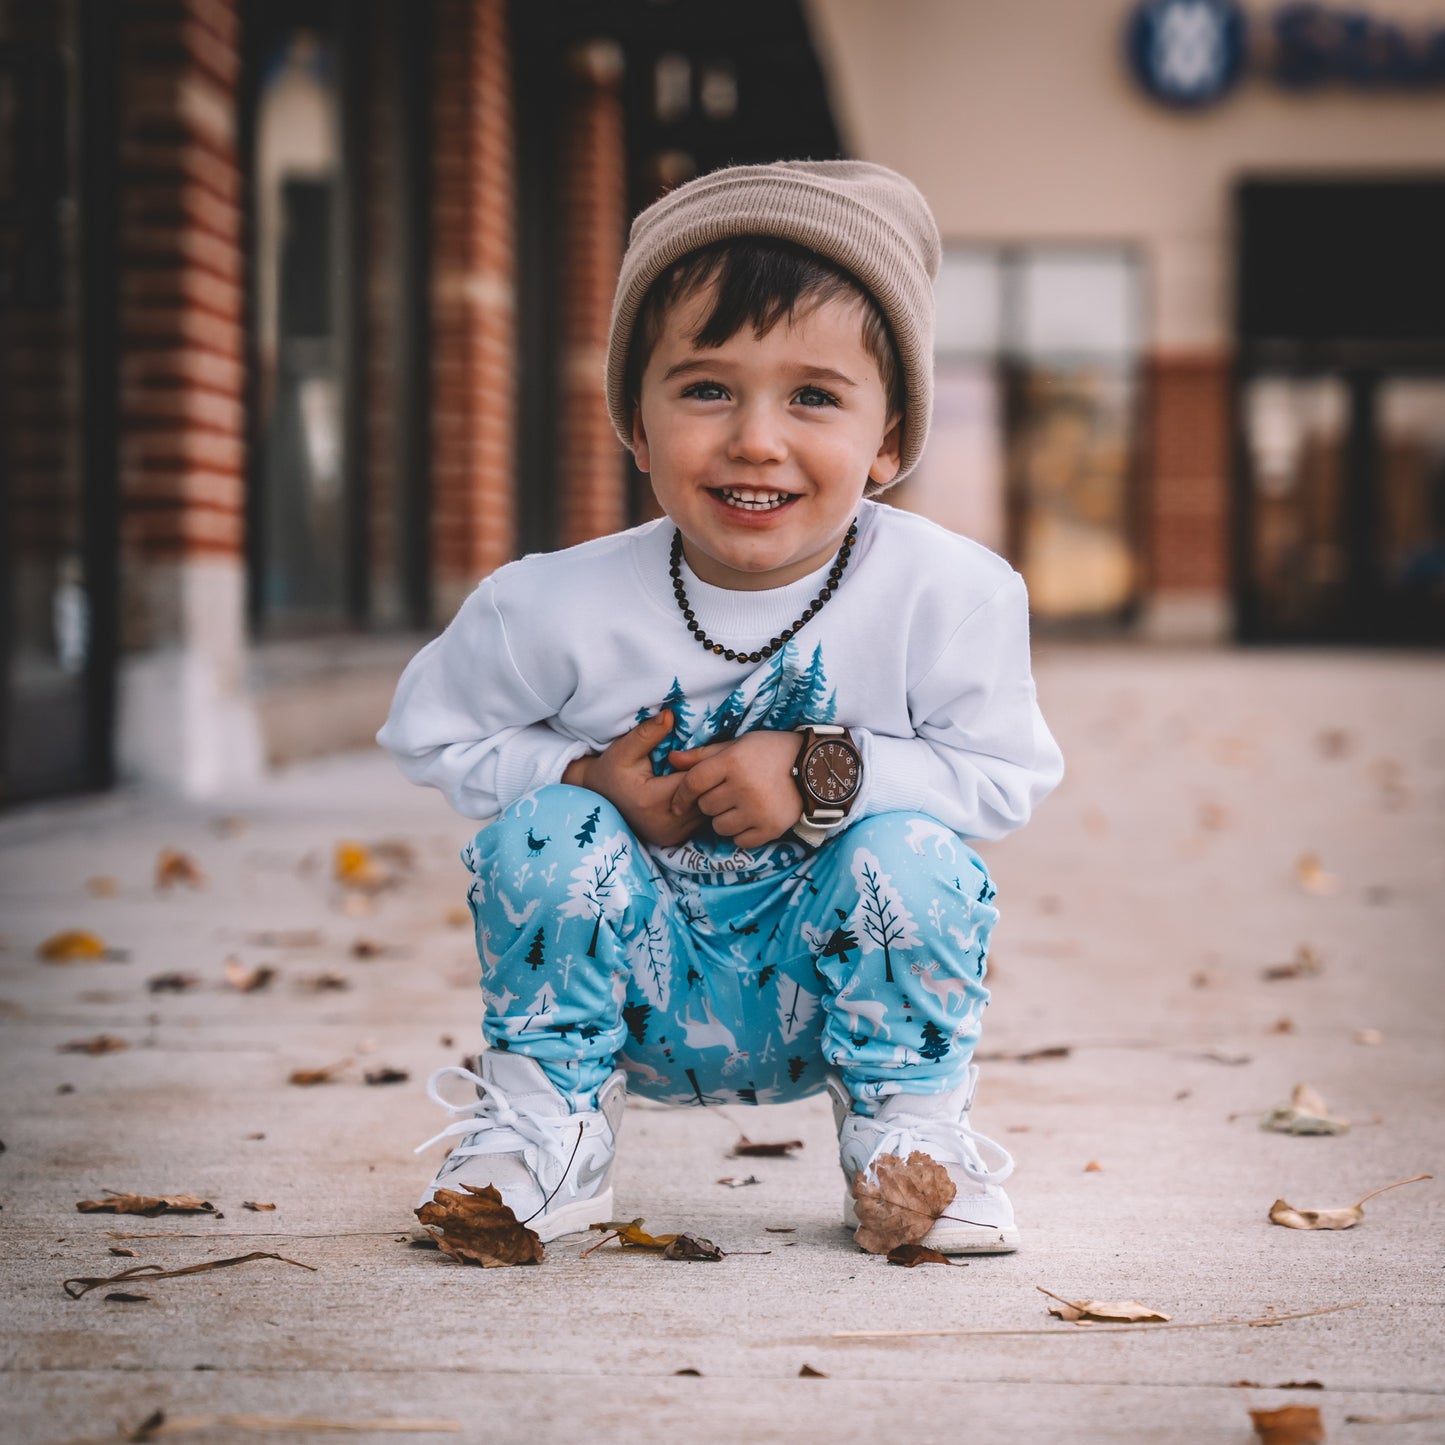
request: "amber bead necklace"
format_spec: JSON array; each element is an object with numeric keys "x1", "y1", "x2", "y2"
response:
[{"x1": 669, "y1": 517, "x2": 858, "y2": 664}]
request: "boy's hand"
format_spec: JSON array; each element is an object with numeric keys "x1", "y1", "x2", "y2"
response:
[
  {"x1": 668, "y1": 730, "x2": 803, "y2": 851},
  {"x1": 563, "y1": 711, "x2": 705, "y2": 849}
]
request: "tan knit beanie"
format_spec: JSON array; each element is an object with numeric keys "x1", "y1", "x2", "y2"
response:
[{"x1": 606, "y1": 159, "x2": 942, "y2": 486}]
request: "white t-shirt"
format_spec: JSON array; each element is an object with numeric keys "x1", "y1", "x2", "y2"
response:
[{"x1": 377, "y1": 500, "x2": 1064, "y2": 881}]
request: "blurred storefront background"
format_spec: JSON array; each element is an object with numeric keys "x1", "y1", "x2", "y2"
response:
[{"x1": 2, "y1": 0, "x2": 1443, "y2": 804}]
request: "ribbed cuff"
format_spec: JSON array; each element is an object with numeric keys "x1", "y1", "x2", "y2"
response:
[{"x1": 491, "y1": 729, "x2": 593, "y2": 810}]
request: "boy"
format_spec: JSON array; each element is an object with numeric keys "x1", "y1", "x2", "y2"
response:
[{"x1": 379, "y1": 160, "x2": 1064, "y2": 1253}]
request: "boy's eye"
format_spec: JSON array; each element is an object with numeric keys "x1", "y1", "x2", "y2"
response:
[
  {"x1": 681, "y1": 381, "x2": 728, "y2": 401},
  {"x1": 796, "y1": 386, "x2": 840, "y2": 408}
]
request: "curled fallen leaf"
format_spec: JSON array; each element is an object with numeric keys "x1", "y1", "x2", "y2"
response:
[
  {"x1": 224, "y1": 956, "x2": 276, "y2": 992},
  {"x1": 76, "y1": 1190, "x2": 216, "y2": 1216},
  {"x1": 416, "y1": 1183, "x2": 543, "y2": 1267},
  {"x1": 764, "y1": 1226, "x2": 796, "y2": 1234},
  {"x1": 295, "y1": 971, "x2": 351, "y2": 992},
  {"x1": 851, "y1": 1151, "x2": 957, "y2": 1255},
  {"x1": 798, "y1": 1364, "x2": 828, "y2": 1377},
  {"x1": 334, "y1": 841, "x2": 398, "y2": 893},
  {"x1": 155, "y1": 849, "x2": 206, "y2": 890},
  {"x1": 1315, "y1": 727, "x2": 1351, "y2": 758},
  {"x1": 1039, "y1": 1286, "x2": 1171, "y2": 1324},
  {"x1": 583, "y1": 1218, "x2": 678, "y2": 1255},
  {"x1": 147, "y1": 971, "x2": 200, "y2": 993},
  {"x1": 38, "y1": 929, "x2": 125, "y2": 962},
  {"x1": 887, "y1": 1243, "x2": 961, "y2": 1267},
  {"x1": 105, "y1": 1291, "x2": 150, "y2": 1303},
  {"x1": 364, "y1": 1066, "x2": 410, "y2": 1085},
  {"x1": 1262, "y1": 1082, "x2": 1350, "y2": 1136},
  {"x1": 1268, "y1": 1173, "x2": 1431, "y2": 1230},
  {"x1": 288, "y1": 1059, "x2": 351, "y2": 1085},
  {"x1": 59, "y1": 1034, "x2": 129, "y2": 1055},
  {"x1": 350, "y1": 938, "x2": 395, "y2": 958},
  {"x1": 85, "y1": 876, "x2": 119, "y2": 897},
  {"x1": 109, "y1": 1247, "x2": 139, "y2": 1257},
  {"x1": 1263, "y1": 945, "x2": 1324, "y2": 981},
  {"x1": 1269, "y1": 1017, "x2": 1296, "y2": 1035},
  {"x1": 1249, "y1": 1403, "x2": 1326, "y2": 1444},
  {"x1": 732, "y1": 1136, "x2": 803, "y2": 1157},
  {"x1": 716, "y1": 1175, "x2": 761, "y2": 1188},
  {"x1": 242, "y1": 1201, "x2": 276, "y2": 1211},
  {"x1": 1083, "y1": 1160, "x2": 1104, "y2": 1172},
  {"x1": 661, "y1": 1232, "x2": 725, "y2": 1261}
]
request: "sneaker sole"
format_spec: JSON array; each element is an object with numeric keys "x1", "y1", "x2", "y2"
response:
[
  {"x1": 843, "y1": 1190, "x2": 1021, "y2": 1254},
  {"x1": 414, "y1": 1186, "x2": 614, "y2": 1245}
]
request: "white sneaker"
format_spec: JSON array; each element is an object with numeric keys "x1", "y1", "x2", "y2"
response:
[
  {"x1": 827, "y1": 1064, "x2": 1020, "y2": 1254},
  {"x1": 414, "y1": 1050, "x2": 626, "y2": 1243}
]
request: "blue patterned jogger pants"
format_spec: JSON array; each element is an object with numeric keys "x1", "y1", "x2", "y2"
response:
[{"x1": 462, "y1": 785, "x2": 999, "y2": 1115}]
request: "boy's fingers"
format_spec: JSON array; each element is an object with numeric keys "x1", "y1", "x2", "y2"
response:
[
  {"x1": 668, "y1": 742, "x2": 725, "y2": 769},
  {"x1": 615, "y1": 709, "x2": 672, "y2": 763}
]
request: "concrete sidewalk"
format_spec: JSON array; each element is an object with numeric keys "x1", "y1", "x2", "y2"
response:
[{"x1": 3, "y1": 646, "x2": 1443, "y2": 1445}]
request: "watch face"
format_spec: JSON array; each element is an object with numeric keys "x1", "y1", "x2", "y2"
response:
[{"x1": 804, "y1": 740, "x2": 861, "y2": 805}]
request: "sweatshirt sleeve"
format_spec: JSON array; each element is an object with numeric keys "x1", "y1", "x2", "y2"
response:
[
  {"x1": 851, "y1": 572, "x2": 1064, "y2": 841},
  {"x1": 374, "y1": 578, "x2": 591, "y2": 820}
]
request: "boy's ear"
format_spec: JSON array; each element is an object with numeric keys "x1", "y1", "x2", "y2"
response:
[
  {"x1": 630, "y1": 405, "x2": 652, "y2": 473},
  {"x1": 869, "y1": 415, "x2": 903, "y2": 487}
]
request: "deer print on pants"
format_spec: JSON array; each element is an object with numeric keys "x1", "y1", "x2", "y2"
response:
[{"x1": 460, "y1": 785, "x2": 998, "y2": 1114}]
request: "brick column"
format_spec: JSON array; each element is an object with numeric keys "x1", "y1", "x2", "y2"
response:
[
  {"x1": 1141, "y1": 351, "x2": 1234, "y2": 640},
  {"x1": 430, "y1": 0, "x2": 515, "y2": 621},
  {"x1": 556, "y1": 40, "x2": 628, "y2": 549},
  {"x1": 112, "y1": 0, "x2": 263, "y2": 792}
]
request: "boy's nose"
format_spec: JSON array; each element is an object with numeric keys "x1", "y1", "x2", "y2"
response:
[{"x1": 726, "y1": 402, "x2": 787, "y2": 465}]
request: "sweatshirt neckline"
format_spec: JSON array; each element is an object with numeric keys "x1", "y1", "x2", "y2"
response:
[{"x1": 637, "y1": 504, "x2": 876, "y2": 650}]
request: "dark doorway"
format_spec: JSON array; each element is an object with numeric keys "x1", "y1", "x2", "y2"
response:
[
  {"x1": 0, "y1": 0, "x2": 119, "y2": 805},
  {"x1": 1235, "y1": 177, "x2": 1445, "y2": 644}
]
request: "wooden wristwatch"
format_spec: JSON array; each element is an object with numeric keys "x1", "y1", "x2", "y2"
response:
[{"x1": 791, "y1": 724, "x2": 863, "y2": 834}]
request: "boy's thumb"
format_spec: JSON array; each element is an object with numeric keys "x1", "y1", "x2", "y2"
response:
[{"x1": 622, "y1": 709, "x2": 672, "y2": 757}]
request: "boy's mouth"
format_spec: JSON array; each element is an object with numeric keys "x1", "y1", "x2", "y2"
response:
[{"x1": 710, "y1": 487, "x2": 798, "y2": 513}]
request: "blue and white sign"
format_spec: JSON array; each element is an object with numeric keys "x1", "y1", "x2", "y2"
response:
[{"x1": 1127, "y1": 0, "x2": 1248, "y2": 108}]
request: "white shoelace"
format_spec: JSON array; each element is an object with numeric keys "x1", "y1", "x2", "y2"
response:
[
  {"x1": 414, "y1": 1064, "x2": 573, "y2": 1167},
  {"x1": 864, "y1": 1112, "x2": 1015, "y2": 1188}
]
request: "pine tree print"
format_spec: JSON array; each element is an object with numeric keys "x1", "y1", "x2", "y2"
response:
[
  {"x1": 560, "y1": 835, "x2": 631, "y2": 957},
  {"x1": 525, "y1": 926, "x2": 546, "y2": 971},
  {"x1": 851, "y1": 847, "x2": 922, "y2": 984},
  {"x1": 624, "y1": 899, "x2": 673, "y2": 1012},
  {"x1": 919, "y1": 1018, "x2": 950, "y2": 1062},
  {"x1": 776, "y1": 643, "x2": 836, "y2": 729},
  {"x1": 757, "y1": 961, "x2": 777, "y2": 990},
  {"x1": 787, "y1": 1055, "x2": 808, "y2": 1083},
  {"x1": 819, "y1": 907, "x2": 859, "y2": 965},
  {"x1": 574, "y1": 807, "x2": 601, "y2": 848},
  {"x1": 650, "y1": 678, "x2": 693, "y2": 771},
  {"x1": 776, "y1": 976, "x2": 818, "y2": 1044},
  {"x1": 705, "y1": 685, "x2": 749, "y2": 742},
  {"x1": 623, "y1": 1000, "x2": 651, "y2": 1045},
  {"x1": 735, "y1": 1084, "x2": 758, "y2": 1106}
]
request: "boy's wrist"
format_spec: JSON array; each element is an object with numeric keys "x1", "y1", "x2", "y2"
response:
[{"x1": 562, "y1": 753, "x2": 594, "y2": 789}]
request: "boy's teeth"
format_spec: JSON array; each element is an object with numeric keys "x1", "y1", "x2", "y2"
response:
[{"x1": 720, "y1": 488, "x2": 791, "y2": 510}]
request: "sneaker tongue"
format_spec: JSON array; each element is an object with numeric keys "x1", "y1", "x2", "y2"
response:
[
  {"x1": 479, "y1": 1049, "x2": 572, "y2": 1117},
  {"x1": 877, "y1": 1084, "x2": 965, "y2": 1122}
]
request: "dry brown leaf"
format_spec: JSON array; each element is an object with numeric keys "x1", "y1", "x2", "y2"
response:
[
  {"x1": 86, "y1": 875, "x2": 119, "y2": 897},
  {"x1": 765, "y1": 1226, "x2": 796, "y2": 1234},
  {"x1": 155, "y1": 849, "x2": 205, "y2": 890},
  {"x1": 1198, "y1": 801, "x2": 1230, "y2": 831},
  {"x1": 1263, "y1": 944, "x2": 1324, "y2": 981},
  {"x1": 585, "y1": 1218, "x2": 679, "y2": 1254},
  {"x1": 1262, "y1": 1082, "x2": 1350, "y2": 1136},
  {"x1": 242, "y1": 1201, "x2": 276, "y2": 1211},
  {"x1": 1315, "y1": 727, "x2": 1352, "y2": 758},
  {"x1": 1249, "y1": 1404, "x2": 1326, "y2": 1444},
  {"x1": 717, "y1": 1175, "x2": 761, "y2": 1188},
  {"x1": 1269, "y1": 1173, "x2": 1431, "y2": 1231},
  {"x1": 109, "y1": 1247, "x2": 139, "y2": 1257},
  {"x1": 1269, "y1": 1017, "x2": 1296, "y2": 1035},
  {"x1": 224, "y1": 956, "x2": 276, "y2": 992},
  {"x1": 732, "y1": 1136, "x2": 804, "y2": 1157},
  {"x1": 1039, "y1": 1287, "x2": 1171, "y2": 1323},
  {"x1": 350, "y1": 938, "x2": 394, "y2": 958},
  {"x1": 850, "y1": 1150, "x2": 957, "y2": 1255},
  {"x1": 76, "y1": 1190, "x2": 216, "y2": 1217},
  {"x1": 798, "y1": 1364, "x2": 829, "y2": 1377},
  {"x1": 63, "y1": 1249, "x2": 315, "y2": 1298},
  {"x1": 887, "y1": 1243, "x2": 961, "y2": 1267},
  {"x1": 674, "y1": 1368, "x2": 702, "y2": 1376},
  {"x1": 147, "y1": 971, "x2": 200, "y2": 993},
  {"x1": 105, "y1": 1291, "x2": 150, "y2": 1302},
  {"x1": 38, "y1": 929, "x2": 124, "y2": 962},
  {"x1": 661, "y1": 1232, "x2": 725, "y2": 1261},
  {"x1": 1344, "y1": 1411, "x2": 1445, "y2": 1425},
  {"x1": 416, "y1": 1183, "x2": 543, "y2": 1267},
  {"x1": 1083, "y1": 1160, "x2": 1104, "y2": 1172},
  {"x1": 296, "y1": 971, "x2": 351, "y2": 992},
  {"x1": 444, "y1": 906, "x2": 471, "y2": 928},
  {"x1": 364, "y1": 1066, "x2": 410, "y2": 1085},
  {"x1": 1295, "y1": 853, "x2": 1338, "y2": 896},
  {"x1": 59, "y1": 1033, "x2": 129, "y2": 1055},
  {"x1": 288, "y1": 1058, "x2": 351, "y2": 1085}
]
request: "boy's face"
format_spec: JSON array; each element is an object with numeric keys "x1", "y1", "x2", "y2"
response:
[{"x1": 631, "y1": 285, "x2": 901, "y2": 591}]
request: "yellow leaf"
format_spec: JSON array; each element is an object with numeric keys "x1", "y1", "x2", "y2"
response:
[
  {"x1": 38, "y1": 929, "x2": 110, "y2": 961},
  {"x1": 1042, "y1": 1288, "x2": 1171, "y2": 1323},
  {"x1": 1295, "y1": 853, "x2": 1338, "y2": 896},
  {"x1": 1249, "y1": 1403, "x2": 1325, "y2": 1444},
  {"x1": 335, "y1": 841, "x2": 391, "y2": 891}
]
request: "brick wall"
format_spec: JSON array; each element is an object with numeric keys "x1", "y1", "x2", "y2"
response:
[
  {"x1": 556, "y1": 41, "x2": 628, "y2": 548},
  {"x1": 1143, "y1": 352, "x2": 1233, "y2": 596},
  {"x1": 115, "y1": 0, "x2": 245, "y2": 647},
  {"x1": 430, "y1": 0, "x2": 515, "y2": 617}
]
